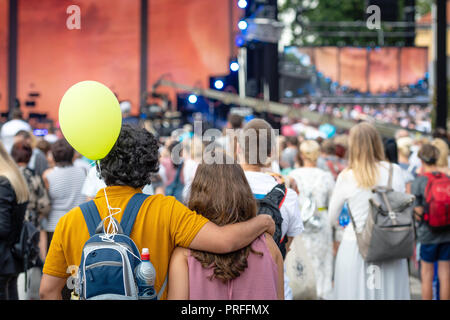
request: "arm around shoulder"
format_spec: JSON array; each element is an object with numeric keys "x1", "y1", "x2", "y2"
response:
[{"x1": 189, "y1": 214, "x2": 275, "y2": 254}]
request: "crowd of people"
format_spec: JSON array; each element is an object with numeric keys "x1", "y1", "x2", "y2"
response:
[
  {"x1": 300, "y1": 103, "x2": 432, "y2": 133},
  {"x1": 0, "y1": 105, "x2": 449, "y2": 301}
]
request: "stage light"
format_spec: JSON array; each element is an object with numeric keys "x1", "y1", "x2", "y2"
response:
[
  {"x1": 188, "y1": 94, "x2": 198, "y2": 104},
  {"x1": 235, "y1": 35, "x2": 245, "y2": 47},
  {"x1": 214, "y1": 80, "x2": 224, "y2": 90},
  {"x1": 237, "y1": 0, "x2": 247, "y2": 9},
  {"x1": 238, "y1": 20, "x2": 248, "y2": 31},
  {"x1": 230, "y1": 62, "x2": 239, "y2": 72}
]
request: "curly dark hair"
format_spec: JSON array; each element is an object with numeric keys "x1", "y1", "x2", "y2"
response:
[{"x1": 98, "y1": 124, "x2": 159, "y2": 188}]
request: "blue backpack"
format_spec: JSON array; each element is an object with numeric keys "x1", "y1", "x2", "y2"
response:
[{"x1": 74, "y1": 193, "x2": 166, "y2": 300}]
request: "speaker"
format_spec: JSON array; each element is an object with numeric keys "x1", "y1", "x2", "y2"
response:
[{"x1": 367, "y1": 0, "x2": 398, "y2": 21}]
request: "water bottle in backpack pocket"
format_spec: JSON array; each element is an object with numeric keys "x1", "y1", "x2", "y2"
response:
[{"x1": 135, "y1": 248, "x2": 157, "y2": 300}]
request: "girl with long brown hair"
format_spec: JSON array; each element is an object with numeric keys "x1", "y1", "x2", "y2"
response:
[{"x1": 167, "y1": 152, "x2": 284, "y2": 300}]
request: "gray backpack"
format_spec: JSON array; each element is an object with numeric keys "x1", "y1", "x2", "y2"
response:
[{"x1": 348, "y1": 163, "x2": 416, "y2": 263}]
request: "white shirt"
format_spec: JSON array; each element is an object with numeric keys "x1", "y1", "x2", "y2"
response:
[
  {"x1": 81, "y1": 166, "x2": 107, "y2": 198},
  {"x1": 182, "y1": 159, "x2": 199, "y2": 201},
  {"x1": 244, "y1": 171, "x2": 304, "y2": 238},
  {"x1": 81, "y1": 166, "x2": 154, "y2": 198},
  {"x1": 44, "y1": 133, "x2": 58, "y2": 144},
  {"x1": 328, "y1": 161, "x2": 406, "y2": 242},
  {"x1": 74, "y1": 158, "x2": 92, "y2": 175}
]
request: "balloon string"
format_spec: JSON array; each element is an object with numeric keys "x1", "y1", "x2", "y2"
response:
[
  {"x1": 96, "y1": 161, "x2": 121, "y2": 240},
  {"x1": 95, "y1": 161, "x2": 140, "y2": 261}
]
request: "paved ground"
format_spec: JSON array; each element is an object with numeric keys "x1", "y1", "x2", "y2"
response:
[
  {"x1": 410, "y1": 275, "x2": 422, "y2": 300},
  {"x1": 17, "y1": 268, "x2": 424, "y2": 300}
]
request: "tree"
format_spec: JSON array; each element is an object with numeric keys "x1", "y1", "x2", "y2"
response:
[{"x1": 278, "y1": 0, "x2": 432, "y2": 47}]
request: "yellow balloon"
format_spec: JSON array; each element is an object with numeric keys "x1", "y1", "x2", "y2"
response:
[{"x1": 59, "y1": 81, "x2": 122, "y2": 160}]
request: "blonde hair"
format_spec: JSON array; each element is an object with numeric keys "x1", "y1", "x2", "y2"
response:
[
  {"x1": 397, "y1": 136, "x2": 413, "y2": 158},
  {"x1": 299, "y1": 140, "x2": 320, "y2": 164},
  {"x1": 432, "y1": 138, "x2": 449, "y2": 168},
  {"x1": 0, "y1": 141, "x2": 29, "y2": 203},
  {"x1": 347, "y1": 122, "x2": 385, "y2": 189}
]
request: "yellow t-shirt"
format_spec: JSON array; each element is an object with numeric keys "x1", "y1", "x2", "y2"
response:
[{"x1": 43, "y1": 186, "x2": 209, "y2": 300}]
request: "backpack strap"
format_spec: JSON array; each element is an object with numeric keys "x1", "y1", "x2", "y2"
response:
[
  {"x1": 387, "y1": 162, "x2": 393, "y2": 189},
  {"x1": 80, "y1": 201, "x2": 102, "y2": 237},
  {"x1": 326, "y1": 159, "x2": 338, "y2": 177},
  {"x1": 263, "y1": 183, "x2": 287, "y2": 209},
  {"x1": 120, "y1": 193, "x2": 150, "y2": 237},
  {"x1": 157, "y1": 275, "x2": 168, "y2": 300}
]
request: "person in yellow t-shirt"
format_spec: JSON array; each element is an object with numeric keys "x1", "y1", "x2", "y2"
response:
[{"x1": 39, "y1": 124, "x2": 274, "y2": 300}]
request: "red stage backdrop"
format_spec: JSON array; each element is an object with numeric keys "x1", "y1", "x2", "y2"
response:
[
  {"x1": 400, "y1": 47, "x2": 428, "y2": 86},
  {"x1": 284, "y1": 46, "x2": 428, "y2": 95},
  {"x1": 17, "y1": 0, "x2": 140, "y2": 122},
  {"x1": 314, "y1": 47, "x2": 338, "y2": 83},
  {"x1": 1, "y1": 0, "x2": 240, "y2": 122},
  {"x1": 368, "y1": 47, "x2": 400, "y2": 94},
  {"x1": 148, "y1": 0, "x2": 239, "y2": 110},
  {"x1": 0, "y1": 0, "x2": 8, "y2": 112},
  {"x1": 339, "y1": 47, "x2": 368, "y2": 92}
]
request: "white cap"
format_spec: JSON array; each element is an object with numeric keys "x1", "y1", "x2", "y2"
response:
[
  {"x1": 142, "y1": 248, "x2": 149, "y2": 255},
  {"x1": 120, "y1": 101, "x2": 132, "y2": 114}
]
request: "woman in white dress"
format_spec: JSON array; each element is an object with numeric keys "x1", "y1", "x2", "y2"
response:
[
  {"x1": 328, "y1": 122, "x2": 410, "y2": 300},
  {"x1": 288, "y1": 140, "x2": 335, "y2": 299}
]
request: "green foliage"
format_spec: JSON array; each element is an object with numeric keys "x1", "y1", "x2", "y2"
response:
[{"x1": 278, "y1": 0, "x2": 433, "y2": 47}]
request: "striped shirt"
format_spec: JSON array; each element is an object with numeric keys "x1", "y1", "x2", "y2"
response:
[{"x1": 46, "y1": 166, "x2": 87, "y2": 232}]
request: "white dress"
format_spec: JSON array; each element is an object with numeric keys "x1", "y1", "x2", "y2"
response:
[
  {"x1": 328, "y1": 161, "x2": 411, "y2": 300},
  {"x1": 288, "y1": 167, "x2": 335, "y2": 299}
]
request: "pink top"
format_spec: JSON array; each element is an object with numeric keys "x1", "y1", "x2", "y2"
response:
[{"x1": 188, "y1": 235, "x2": 278, "y2": 300}]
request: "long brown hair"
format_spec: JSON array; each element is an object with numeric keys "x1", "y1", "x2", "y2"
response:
[{"x1": 188, "y1": 152, "x2": 262, "y2": 283}]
